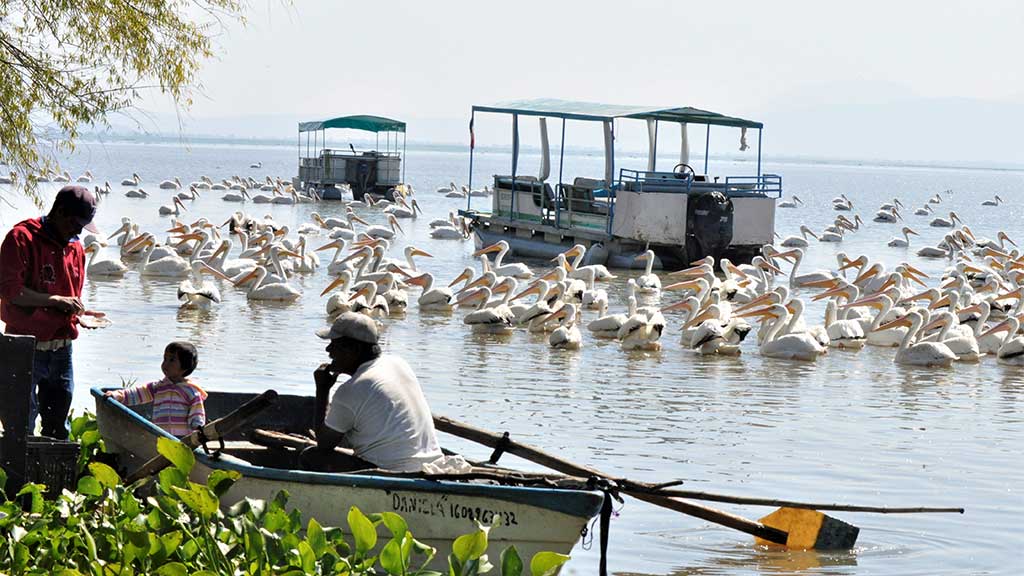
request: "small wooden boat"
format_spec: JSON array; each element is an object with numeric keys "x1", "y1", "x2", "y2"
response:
[{"x1": 91, "y1": 387, "x2": 604, "y2": 567}]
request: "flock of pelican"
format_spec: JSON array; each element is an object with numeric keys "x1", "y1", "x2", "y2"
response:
[{"x1": 43, "y1": 163, "x2": 1023, "y2": 369}]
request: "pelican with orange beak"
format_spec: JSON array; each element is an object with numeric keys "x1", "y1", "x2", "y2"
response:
[
  {"x1": 874, "y1": 310, "x2": 956, "y2": 366},
  {"x1": 321, "y1": 271, "x2": 354, "y2": 316},
  {"x1": 979, "y1": 315, "x2": 1024, "y2": 365},
  {"x1": 474, "y1": 240, "x2": 533, "y2": 279},
  {"x1": 234, "y1": 265, "x2": 300, "y2": 301}
]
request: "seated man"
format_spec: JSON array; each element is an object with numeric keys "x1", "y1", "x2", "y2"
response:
[{"x1": 301, "y1": 313, "x2": 442, "y2": 472}]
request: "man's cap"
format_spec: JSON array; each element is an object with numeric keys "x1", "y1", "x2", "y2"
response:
[
  {"x1": 54, "y1": 185, "x2": 99, "y2": 233},
  {"x1": 316, "y1": 312, "x2": 379, "y2": 344}
]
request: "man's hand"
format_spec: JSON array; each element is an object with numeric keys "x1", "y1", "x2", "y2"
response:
[
  {"x1": 48, "y1": 295, "x2": 84, "y2": 315},
  {"x1": 314, "y1": 363, "x2": 339, "y2": 391}
]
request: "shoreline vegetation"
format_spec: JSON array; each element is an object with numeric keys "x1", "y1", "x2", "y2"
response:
[{"x1": 0, "y1": 412, "x2": 568, "y2": 576}]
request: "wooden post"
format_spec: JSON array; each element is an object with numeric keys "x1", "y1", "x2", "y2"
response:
[{"x1": 0, "y1": 334, "x2": 34, "y2": 498}]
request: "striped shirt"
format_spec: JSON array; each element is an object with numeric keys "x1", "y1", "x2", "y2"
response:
[{"x1": 110, "y1": 378, "x2": 207, "y2": 437}]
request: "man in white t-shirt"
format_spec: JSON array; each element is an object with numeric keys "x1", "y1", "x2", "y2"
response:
[{"x1": 301, "y1": 312, "x2": 442, "y2": 472}]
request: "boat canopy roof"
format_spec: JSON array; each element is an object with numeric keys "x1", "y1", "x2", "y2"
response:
[
  {"x1": 299, "y1": 115, "x2": 406, "y2": 133},
  {"x1": 473, "y1": 98, "x2": 762, "y2": 129}
]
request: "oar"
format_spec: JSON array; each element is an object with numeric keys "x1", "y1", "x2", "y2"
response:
[
  {"x1": 433, "y1": 414, "x2": 853, "y2": 548},
  {"x1": 124, "y1": 390, "x2": 278, "y2": 483}
]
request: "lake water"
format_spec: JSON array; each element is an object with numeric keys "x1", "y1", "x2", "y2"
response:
[{"x1": 2, "y1": 140, "x2": 1022, "y2": 575}]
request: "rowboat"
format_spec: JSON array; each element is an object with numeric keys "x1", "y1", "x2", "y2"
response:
[{"x1": 90, "y1": 387, "x2": 605, "y2": 569}]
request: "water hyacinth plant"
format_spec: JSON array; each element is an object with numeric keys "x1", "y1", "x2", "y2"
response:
[{"x1": 0, "y1": 412, "x2": 571, "y2": 575}]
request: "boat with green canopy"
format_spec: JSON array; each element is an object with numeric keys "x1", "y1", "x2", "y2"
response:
[
  {"x1": 295, "y1": 115, "x2": 406, "y2": 201},
  {"x1": 462, "y1": 98, "x2": 781, "y2": 269}
]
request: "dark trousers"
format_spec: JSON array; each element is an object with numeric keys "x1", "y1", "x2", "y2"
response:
[{"x1": 30, "y1": 344, "x2": 74, "y2": 440}]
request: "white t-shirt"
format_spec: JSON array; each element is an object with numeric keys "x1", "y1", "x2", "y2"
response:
[{"x1": 324, "y1": 354, "x2": 442, "y2": 472}]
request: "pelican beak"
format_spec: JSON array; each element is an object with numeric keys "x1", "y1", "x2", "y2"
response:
[
  {"x1": 278, "y1": 250, "x2": 302, "y2": 259},
  {"x1": 106, "y1": 223, "x2": 129, "y2": 240},
  {"x1": 175, "y1": 197, "x2": 187, "y2": 212},
  {"x1": 684, "y1": 308, "x2": 715, "y2": 329},
  {"x1": 561, "y1": 259, "x2": 573, "y2": 272},
  {"x1": 472, "y1": 244, "x2": 503, "y2": 257},
  {"x1": 662, "y1": 279, "x2": 701, "y2": 292},
  {"x1": 234, "y1": 269, "x2": 258, "y2": 287},
  {"x1": 902, "y1": 264, "x2": 929, "y2": 279},
  {"x1": 1002, "y1": 233, "x2": 1018, "y2": 247},
  {"x1": 410, "y1": 248, "x2": 434, "y2": 258},
  {"x1": 316, "y1": 240, "x2": 342, "y2": 252},
  {"x1": 900, "y1": 270, "x2": 928, "y2": 288},
  {"x1": 660, "y1": 299, "x2": 694, "y2": 313},
  {"x1": 538, "y1": 269, "x2": 562, "y2": 282},
  {"x1": 448, "y1": 269, "x2": 473, "y2": 288},
  {"x1": 875, "y1": 315, "x2": 912, "y2": 332},
  {"x1": 200, "y1": 263, "x2": 232, "y2": 282},
  {"x1": 735, "y1": 307, "x2": 778, "y2": 321},
  {"x1": 341, "y1": 249, "x2": 369, "y2": 264},
  {"x1": 994, "y1": 288, "x2": 1023, "y2": 302},
  {"x1": 979, "y1": 319, "x2": 1012, "y2": 339},
  {"x1": 772, "y1": 249, "x2": 799, "y2": 263},
  {"x1": 853, "y1": 267, "x2": 878, "y2": 286},
  {"x1": 837, "y1": 258, "x2": 862, "y2": 272},
  {"x1": 349, "y1": 285, "x2": 371, "y2": 302},
  {"x1": 667, "y1": 264, "x2": 707, "y2": 278},
  {"x1": 842, "y1": 295, "x2": 883, "y2": 309},
  {"x1": 390, "y1": 216, "x2": 404, "y2": 235},
  {"x1": 929, "y1": 294, "x2": 952, "y2": 310},
  {"x1": 812, "y1": 285, "x2": 849, "y2": 301},
  {"x1": 732, "y1": 292, "x2": 774, "y2": 313},
  {"x1": 166, "y1": 225, "x2": 188, "y2": 234},
  {"x1": 387, "y1": 264, "x2": 413, "y2": 278},
  {"x1": 958, "y1": 303, "x2": 983, "y2": 317},
  {"x1": 122, "y1": 234, "x2": 150, "y2": 252},
  {"x1": 760, "y1": 259, "x2": 785, "y2": 275},
  {"x1": 803, "y1": 277, "x2": 841, "y2": 290},
  {"x1": 455, "y1": 289, "x2": 484, "y2": 307},
  {"x1": 462, "y1": 275, "x2": 492, "y2": 292},
  {"x1": 907, "y1": 228, "x2": 919, "y2": 236}
]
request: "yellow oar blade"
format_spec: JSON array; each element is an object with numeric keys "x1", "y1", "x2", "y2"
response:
[{"x1": 756, "y1": 507, "x2": 859, "y2": 550}]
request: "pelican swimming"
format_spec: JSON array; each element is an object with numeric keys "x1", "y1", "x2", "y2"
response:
[
  {"x1": 775, "y1": 248, "x2": 835, "y2": 287},
  {"x1": 875, "y1": 310, "x2": 956, "y2": 367},
  {"x1": 84, "y1": 241, "x2": 128, "y2": 277},
  {"x1": 235, "y1": 265, "x2": 301, "y2": 302},
  {"x1": 780, "y1": 226, "x2": 818, "y2": 248},
  {"x1": 457, "y1": 287, "x2": 515, "y2": 333},
  {"x1": 981, "y1": 195, "x2": 1003, "y2": 207},
  {"x1": 158, "y1": 197, "x2": 187, "y2": 216},
  {"x1": 407, "y1": 272, "x2": 456, "y2": 311},
  {"x1": 887, "y1": 227, "x2": 919, "y2": 248},
  {"x1": 980, "y1": 316, "x2": 1024, "y2": 365},
  {"x1": 134, "y1": 235, "x2": 191, "y2": 278},
  {"x1": 222, "y1": 189, "x2": 249, "y2": 202},
  {"x1": 930, "y1": 211, "x2": 962, "y2": 228},
  {"x1": 362, "y1": 214, "x2": 404, "y2": 239},
  {"x1": 320, "y1": 272, "x2": 354, "y2": 316},
  {"x1": 778, "y1": 195, "x2": 803, "y2": 209},
  {"x1": 159, "y1": 177, "x2": 182, "y2": 190},
  {"x1": 587, "y1": 299, "x2": 628, "y2": 339},
  {"x1": 562, "y1": 244, "x2": 617, "y2": 281},
  {"x1": 474, "y1": 240, "x2": 533, "y2": 279},
  {"x1": 125, "y1": 188, "x2": 149, "y2": 198},
  {"x1": 914, "y1": 204, "x2": 934, "y2": 216},
  {"x1": 737, "y1": 304, "x2": 826, "y2": 361},
  {"x1": 832, "y1": 194, "x2": 853, "y2": 211},
  {"x1": 120, "y1": 173, "x2": 141, "y2": 186},
  {"x1": 634, "y1": 249, "x2": 661, "y2": 292},
  {"x1": 178, "y1": 261, "x2": 232, "y2": 308},
  {"x1": 548, "y1": 304, "x2": 583, "y2": 350},
  {"x1": 873, "y1": 207, "x2": 901, "y2": 223}
]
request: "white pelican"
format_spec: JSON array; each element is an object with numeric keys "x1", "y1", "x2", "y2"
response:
[
  {"x1": 159, "y1": 177, "x2": 182, "y2": 190},
  {"x1": 689, "y1": 317, "x2": 747, "y2": 356},
  {"x1": 436, "y1": 182, "x2": 456, "y2": 194},
  {"x1": 235, "y1": 265, "x2": 301, "y2": 302},
  {"x1": 980, "y1": 316, "x2": 1024, "y2": 365},
  {"x1": 363, "y1": 214, "x2": 403, "y2": 240},
  {"x1": 577, "y1": 267, "x2": 608, "y2": 310},
  {"x1": 348, "y1": 280, "x2": 390, "y2": 317},
  {"x1": 875, "y1": 310, "x2": 956, "y2": 367},
  {"x1": 474, "y1": 240, "x2": 533, "y2": 279},
  {"x1": 457, "y1": 287, "x2": 515, "y2": 333},
  {"x1": 914, "y1": 204, "x2": 934, "y2": 216},
  {"x1": 920, "y1": 311, "x2": 980, "y2": 362},
  {"x1": 321, "y1": 272, "x2": 354, "y2": 316},
  {"x1": 778, "y1": 195, "x2": 803, "y2": 209},
  {"x1": 562, "y1": 244, "x2": 616, "y2": 281},
  {"x1": 431, "y1": 222, "x2": 467, "y2": 240},
  {"x1": 775, "y1": 248, "x2": 835, "y2": 287},
  {"x1": 178, "y1": 261, "x2": 232, "y2": 308},
  {"x1": 385, "y1": 198, "x2": 421, "y2": 219},
  {"x1": 375, "y1": 271, "x2": 408, "y2": 312},
  {"x1": 408, "y1": 272, "x2": 456, "y2": 311},
  {"x1": 135, "y1": 235, "x2": 190, "y2": 278},
  {"x1": 617, "y1": 288, "x2": 665, "y2": 351},
  {"x1": 125, "y1": 188, "x2": 149, "y2": 198},
  {"x1": 930, "y1": 211, "x2": 962, "y2": 228},
  {"x1": 823, "y1": 299, "x2": 866, "y2": 349},
  {"x1": 917, "y1": 234, "x2": 959, "y2": 259},
  {"x1": 981, "y1": 195, "x2": 1003, "y2": 207},
  {"x1": 222, "y1": 189, "x2": 249, "y2": 202},
  {"x1": 120, "y1": 173, "x2": 140, "y2": 186},
  {"x1": 634, "y1": 249, "x2": 661, "y2": 292},
  {"x1": 548, "y1": 304, "x2": 582, "y2": 349},
  {"x1": 873, "y1": 207, "x2": 901, "y2": 223},
  {"x1": 887, "y1": 227, "x2": 919, "y2": 248},
  {"x1": 587, "y1": 299, "x2": 628, "y2": 339},
  {"x1": 832, "y1": 194, "x2": 853, "y2": 211},
  {"x1": 736, "y1": 304, "x2": 825, "y2": 360},
  {"x1": 76, "y1": 170, "x2": 93, "y2": 183},
  {"x1": 84, "y1": 241, "x2": 128, "y2": 277},
  {"x1": 780, "y1": 226, "x2": 818, "y2": 248},
  {"x1": 316, "y1": 239, "x2": 353, "y2": 276},
  {"x1": 509, "y1": 280, "x2": 559, "y2": 329},
  {"x1": 879, "y1": 198, "x2": 904, "y2": 212},
  {"x1": 158, "y1": 197, "x2": 187, "y2": 216}
]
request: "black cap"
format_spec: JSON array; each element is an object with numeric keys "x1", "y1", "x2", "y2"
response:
[{"x1": 54, "y1": 185, "x2": 98, "y2": 233}]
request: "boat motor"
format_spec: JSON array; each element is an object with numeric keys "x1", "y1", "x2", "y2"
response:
[{"x1": 685, "y1": 190, "x2": 734, "y2": 262}]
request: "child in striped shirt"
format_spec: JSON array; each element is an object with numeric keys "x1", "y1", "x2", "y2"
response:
[{"x1": 105, "y1": 342, "x2": 207, "y2": 437}]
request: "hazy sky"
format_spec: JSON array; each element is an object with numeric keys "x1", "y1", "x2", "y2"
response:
[{"x1": 143, "y1": 0, "x2": 1024, "y2": 163}]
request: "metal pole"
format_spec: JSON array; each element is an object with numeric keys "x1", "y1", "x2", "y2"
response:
[
  {"x1": 757, "y1": 128, "x2": 763, "y2": 180},
  {"x1": 653, "y1": 120, "x2": 659, "y2": 172},
  {"x1": 511, "y1": 113, "x2": 519, "y2": 217},
  {"x1": 467, "y1": 111, "x2": 475, "y2": 212},
  {"x1": 557, "y1": 117, "x2": 566, "y2": 229},
  {"x1": 704, "y1": 124, "x2": 710, "y2": 174},
  {"x1": 402, "y1": 131, "x2": 407, "y2": 183}
]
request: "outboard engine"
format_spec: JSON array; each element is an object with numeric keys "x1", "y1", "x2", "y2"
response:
[{"x1": 685, "y1": 191, "x2": 734, "y2": 263}]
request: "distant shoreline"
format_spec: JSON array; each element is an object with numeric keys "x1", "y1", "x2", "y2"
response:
[{"x1": 72, "y1": 132, "x2": 1024, "y2": 175}]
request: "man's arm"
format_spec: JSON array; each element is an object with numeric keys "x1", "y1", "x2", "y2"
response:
[
  {"x1": 9, "y1": 286, "x2": 83, "y2": 314},
  {"x1": 313, "y1": 363, "x2": 342, "y2": 451}
]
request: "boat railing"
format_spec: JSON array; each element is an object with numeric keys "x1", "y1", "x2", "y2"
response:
[
  {"x1": 617, "y1": 169, "x2": 694, "y2": 194},
  {"x1": 723, "y1": 174, "x2": 783, "y2": 198}
]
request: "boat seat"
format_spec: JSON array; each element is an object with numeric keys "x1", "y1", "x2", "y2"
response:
[
  {"x1": 493, "y1": 176, "x2": 559, "y2": 210},
  {"x1": 560, "y1": 177, "x2": 609, "y2": 215}
]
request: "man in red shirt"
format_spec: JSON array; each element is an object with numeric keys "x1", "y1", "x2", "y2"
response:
[{"x1": 0, "y1": 185, "x2": 101, "y2": 439}]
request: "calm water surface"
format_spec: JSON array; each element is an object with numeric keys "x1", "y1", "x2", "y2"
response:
[{"x1": 2, "y1": 141, "x2": 1022, "y2": 575}]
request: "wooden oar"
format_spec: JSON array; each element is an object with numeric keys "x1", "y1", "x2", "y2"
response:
[
  {"x1": 433, "y1": 414, "x2": 851, "y2": 548},
  {"x1": 125, "y1": 390, "x2": 278, "y2": 483}
]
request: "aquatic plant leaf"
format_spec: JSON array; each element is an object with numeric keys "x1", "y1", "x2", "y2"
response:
[
  {"x1": 157, "y1": 436, "x2": 195, "y2": 475},
  {"x1": 120, "y1": 490, "x2": 141, "y2": 518},
  {"x1": 56, "y1": 570, "x2": 85, "y2": 576},
  {"x1": 76, "y1": 476, "x2": 103, "y2": 497},
  {"x1": 154, "y1": 563, "x2": 188, "y2": 576},
  {"x1": 158, "y1": 467, "x2": 188, "y2": 495},
  {"x1": 529, "y1": 551, "x2": 571, "y2": 576},
  {"x1": 207, "y1": 469, "x2": 241, "y2": 498},
  {"x1": 298, "y1": 540, "x2": 316, "y2": 573},
  {"x1": 0, "y1": 467, "x2": 7, "y2": 497},
  {"x1": 380, "y1": 537, "x2": 409, "y2": 575},
  {"x1": 500, "y1": 545, "x2": 523, "y2": 576},
  {"x1": 88, "y1": 462, "x2": 121, "y2": 489},
  {"x1": 16, "y1": 483, "x2": 45, "y2": 513},
  {"x1": 381, "y1": 511, "x2": 408, "y2": 540},
  {"x1": 262, "y1": 508, "x2": 289, "y2": 533},
  {"x1": 452, "y1": 526, "x2": 489, "y2": 564},
  {"x1": 348, "y1": 506, "x2": 377, "y2": 555},
  {"x1": 306, "y1": 518, "x2": 327, "y2": 559},
  {"x1": 171, "y1": 484, "x2": 219, "y2": 519},
  {"x1": 12, "y1": 542, "x2": 28, "y2": 571}
]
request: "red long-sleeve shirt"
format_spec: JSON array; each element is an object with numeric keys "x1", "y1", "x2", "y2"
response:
[{"x1": 0, "y1": 217, "x2": 85, "y2": 341}]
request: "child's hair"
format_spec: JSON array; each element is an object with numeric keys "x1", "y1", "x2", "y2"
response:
[{"x1": 166, "y1": 341, "x2": 199, "y2": 377}]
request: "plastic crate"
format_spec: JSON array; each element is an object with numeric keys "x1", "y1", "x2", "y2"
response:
[{"x1": 25, "y1": 436, "x2": 80, "y2": 497}]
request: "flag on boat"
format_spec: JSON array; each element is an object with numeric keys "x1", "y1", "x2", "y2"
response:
[{"x1": 469, "y1": 117, "x2": 475, "y2": 150}]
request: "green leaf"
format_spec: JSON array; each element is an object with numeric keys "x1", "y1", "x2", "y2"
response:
[
  {"x1": 380, "y1": 537, "x2": 407, "y2": 575},
  {"x1": 171, "y1": 483, "x2": 219, "y2": 519},
  {"x1": 348, "y1": 506, "x2": 378, "y2": 555},
  {"x1": 161, "y1": 530, "x2": 183, "y2": 555},
  {"x1": 76, "y1": 475, "x2": 103, "y2": 497},
  {"x1": 156, "y1": 436, "x2": 195, "y2": 475},
  {"x1": 452, "y1": 526, "x2": 489, "y2": 564},
  {"x1": 529, "y1": 551, "x2": 571, "y2": 576},
  {"x1": 298, "y1": 540, "x2": 316, "y2": 573},
  {"x1": 17, "y1": 483, "x2": 45, "y2": 513},
  {"x1": 0, "y1": 467, "x2": 7, "y2": 496},
  {"x1": 158, "y1": 467, "x2": 188, "y2": 495},
  {"x1": 124, "y1": 523, "x2": 150, "y2": 548},
  {"x1": 307, "y1": 518, "x2": 328, "y2": 559},
  {"x1": 88, "y1": 462, "x2": 121, "y2": 488},
  {"x1": 381, "y1": 511, "x2": 408, "y2": 540},
  {"x1": 500, "y1": 545, "x2": 523, "y2": 576},
  {"x1": 120, "y1": 490, "x2": 141, "y2": 517},
  {"x1": 206, "y1": 469, "x2": 241, "y2": 498},
  {"x1": 13, "y1": 542, "x2": 28, "y2": 571},
  {"x1": 190, "y1": 571, "x2": 219, "y2": 576},
  {"x1": 154, "y1": 563, "x2": 188, "y2": 576},
  {"x1": 262, "y1": 508, "x2": 289, "y2": 533}
]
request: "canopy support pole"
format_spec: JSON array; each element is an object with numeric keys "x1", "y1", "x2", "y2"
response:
[
  {"x1": 603, "y1": 120, "x2": 614, "y2": 187},
  {"x1": 557, "y1": 118, "x2": 566, "y2": 229},
  {"x1": 402, "y1": 131, "x2": 407, "y2": 184},
  {"x1": 512, "y1": 113, "x2": 519, "y2": 217},
  {"x1": 538, "y1": 117, "x2": 550, "y2": 182},
  {"x1": 757, "y1": 128, "x2": 763, "y2": 180},
  {"x1": 467, "y1": 111, "x2": 475, "y2": 212},
  {"x1": 646, "y1": 119, "x2": 658, "y2": 172},
  {"x1": 704, "y1": 124, "x2": 710, "y2": 175}
]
